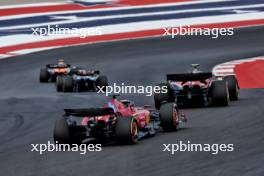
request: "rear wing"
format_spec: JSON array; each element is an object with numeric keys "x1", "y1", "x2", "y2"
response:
[
  {"x1": 72, "y1": 69, "x2": 100, "y2": 76},
  {"x1": 64, "y1": 108, "x2": 114, "y2": 117},
  {"x1": 46, "y1": 64, "x2": 71, "y2": 68},
  {"x1": 167, "y1": 72, "x2": 212, "y2": 81}
]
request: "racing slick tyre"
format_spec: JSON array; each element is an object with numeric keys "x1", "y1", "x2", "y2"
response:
[
  {"x1": 63, "y1": 76, "x2": 74, "y2": 92},
  {"x1": 224, "y1": 75, "x2": 239, "y2": 101},
  {"x1": 115, "y1": 116, "x2": 138, "y2": 144},
  {"x1": 211, "y1": 80, "x2": 229, "y2": 106},
  {"x1": 96, "y1": 75, "x2": 108, "y2": 91},
  {"x1": 159, "y1": 103, "x2": 177, "y2": 132},
  {"x1": 39, "y1": 68, "x2": 49, "y2": 82},
  {"x1": 154, "y1": 83, "x2": 172, "y2": 110},
  {"x1": 53, "y1": 118, "x2": 73, "y2": 144},
  {"x1": 56, "y1": 76, "x2": 64, "y2": 92},
  {"x1": 77, "y1": 84, "x2": 84, "y2": 92}
]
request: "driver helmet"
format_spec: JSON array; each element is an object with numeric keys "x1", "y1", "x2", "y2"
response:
[
  {"x1": 58, "y1": 59, "x2": 65, "y2": 65},
  {"x1": 78, "y1": 69, "x2": 87, "y2": 75},
  {"x1": 191, "y1": 64, "x2": 200, "y2": 73}
]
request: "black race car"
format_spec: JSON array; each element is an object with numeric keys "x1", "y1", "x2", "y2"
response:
[
  {"x1": 39, "y1": 59, "x2": 71, "y2": 82},
  {"x1": 56, "y1": 68, "x2": 108, "y2": 92}
]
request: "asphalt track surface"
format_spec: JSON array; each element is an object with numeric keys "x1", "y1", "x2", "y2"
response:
[{"x1": 0, "y1": 27, "x2": 264, "y2": 176}]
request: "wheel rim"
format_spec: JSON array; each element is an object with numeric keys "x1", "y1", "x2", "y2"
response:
[{"x1": 131, "y1": 121, "x2": 138, "y2": 142}]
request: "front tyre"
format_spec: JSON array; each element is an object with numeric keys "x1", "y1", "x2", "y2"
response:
[{"x1": 115, "y1": 116, "x2": 138, "y2": 144}]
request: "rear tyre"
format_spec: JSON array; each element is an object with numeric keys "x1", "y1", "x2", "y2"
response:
[
  {"x1": 50, "y1": 76, "x2": 56, "y2": 83},
  {"x1": 96, "y1": 75, "x2": 108, "y2": 91},
  {"x1": 53, "y1": 118, "x2": 72, "y2": 144},
  {"x1": 115, "y1": 116, "x2": 138, "y2": 144},
  {"x1": 159, "y1": 103, "x2": 177, "y2": 132},
  {"x1": 56, "y1": 76, "x2": 63, "y2": 92},
  {"x1": 39, "y1": 68, "x2": 49, "y2": 82},
  {"x1": 63, "y1": 76, "x2": 74, "y2": 92},
  {"x1": 154, "y1": 83, "x2": 172, "y2": 110},
  {"x1": 224, "y1": 75, "x2": 239, "y2": 101},
  {"x1": 77, "y1": 84, "x2": 84, "y2": 92},
  {"x1": 211, "y1": 80, "x2": 229, "y2": 106}
]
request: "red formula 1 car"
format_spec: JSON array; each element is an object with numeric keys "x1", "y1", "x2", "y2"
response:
[
  {"x1": 154, "y1": 64, "x2": 239, "y2": 108},
  {"x1": 53, "y1": 95, "x2": 187, "y2": 144}
]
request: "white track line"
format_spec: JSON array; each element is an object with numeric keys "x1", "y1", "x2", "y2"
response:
[
  {"x1": 0, "y1": 0, "x2": 237, "y2": 19},
  {"x1": 0, "y1": 2, "x2": 69, "y2": 9},
  {"x1": 1, "y1": 12, "x2": 264, "y2": 48},
  {"x1": 213, "y1": 57, "x2": 264, "y2": 76},
  {"x1": 1, "y1": 4, "x2": 264, "y2": 30},
  {"x1": 216, "y1": 65, "x2": 236, "y2": 68}
]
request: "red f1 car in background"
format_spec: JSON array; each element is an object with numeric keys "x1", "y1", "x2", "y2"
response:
[
  {"x1": 154, "y1": 64, "x2": 239, "y2": 108},
  {"x1": 53, "y1": 95, "x2": 187, "y2": 145}
]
